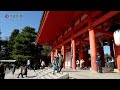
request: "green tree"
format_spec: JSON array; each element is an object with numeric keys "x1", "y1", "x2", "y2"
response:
[
  {"x1": 104, "y1": 53, "x2": 111, "y2": 60},
  {"x1": 42, "y1": 45, "x2": 51, "y2": 56},
  {"x1": 12, "y1": 26, "x2": 43, "y2": 61},
  {"x1": 8, "y1": 29, "x2": 19, "y2": 59},
  {"x1": 0, "y1": 40, "x2": 9, "y2": 59}
]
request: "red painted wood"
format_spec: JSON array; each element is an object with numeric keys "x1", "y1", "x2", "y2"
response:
[
  {"x1": 93, "y1": 11, "x2": 120, "y2": 27},
  {"x1": 71, "y1": 39, "x2": 76, "y2": 69},
  {"x1": 55, "y1": 49, "x2": 58, "y2": 57},
  {"x1": 61, "y1": 45, "x2": 66, "y2": 68},
  {"x1": 53, "y1": 11, "x2": 119, "y2": 50},
  {"x1": 114, "y1": 43, "x2": 120, "y2": 70},
  {"x1": 51, "y1": 51, "x2": 54, "y2": 63},
  {"x1": 89, "y1": 29, "x2": 98, "y2": 72}
]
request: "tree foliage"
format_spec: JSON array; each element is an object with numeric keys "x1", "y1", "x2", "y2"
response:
[
  {"x1": 12, "y1": 26, "x2": 43, "y2": 61},
  {"x1": 0, "y1": 40, "x2": 9, "y2": 59},
  {"x1": 8, "y1": 29, "x2": 19, "y2": 59},
  {"x1": 42, "y1": 45, "x2": 51, "y2": 56},
  {"x1": 104, "y1": 53, "x2": 111, "y2": 60}
]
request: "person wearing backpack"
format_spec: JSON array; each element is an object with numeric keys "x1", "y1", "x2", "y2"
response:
[
  {"x1": 52, "y1": 57, "x2": 59, "y2": 75},
  {"x1": 17, "y1": 64, "x2": 28, "y2": 78}
]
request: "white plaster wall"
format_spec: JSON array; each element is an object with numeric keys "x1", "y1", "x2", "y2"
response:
[{"x1": 65, "y1": 52, "x2": 71, "y2": 68}]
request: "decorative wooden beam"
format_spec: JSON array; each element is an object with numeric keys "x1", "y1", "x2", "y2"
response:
[
  {"x1": 75, "y1": 38, "x2": 89, "y2": 43},
  {"x1": 95, "y1": 30, "x2": 113, "y2": 37},
  {"x1": 53, "y1": 11, "x2": 120, "y2": 50},
  {"x1": 93, "y1": 11, "x2": 120, "y2": 27}
]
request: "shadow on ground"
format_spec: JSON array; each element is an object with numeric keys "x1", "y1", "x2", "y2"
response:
[
  {"x1": 69, "y1": 77, "x2": 77, "y2": 79},
  {"x1": 103, "y1": 71, "x2": 117, "y2": 73},
  {"x1": 27, "y1": 76, "x2": 37, "y2": 78}
]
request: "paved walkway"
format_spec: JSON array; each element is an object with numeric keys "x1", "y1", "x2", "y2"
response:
[
  {"x1": 62, "y1": 68, "x2": 120, "y2": 79},
  {"x1": 5, "y1": 67, "x2": 120, "y2": 79}
]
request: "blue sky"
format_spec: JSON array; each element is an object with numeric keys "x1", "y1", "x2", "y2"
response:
[
  {"x1": 0, "y1": 11, "x2": 43, "y2": 40},
  {"x1": 103, "y1": 46, "x2": 110, "y2": 55}
]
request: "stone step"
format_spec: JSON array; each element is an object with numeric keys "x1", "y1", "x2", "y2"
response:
[
  {"x1": 39, "y1": 72, "x2": 52, "y2": 79},
  {"x1": 36, "y1": 70, "x2": 52, "y2": 79}
]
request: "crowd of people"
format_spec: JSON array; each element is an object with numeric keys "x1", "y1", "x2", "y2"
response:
[
  {"x1": 75, "y1": 52, "x2": 115, "y2": 73},
  {"x1": 0, "y1": 52, "x2": 116, "y2": 79},
  {"x1": 0, "y1": 59, "x2": 46, "y2": 79}
]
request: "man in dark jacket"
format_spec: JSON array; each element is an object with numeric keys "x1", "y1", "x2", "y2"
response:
[
  {"x1": 12, "y1": 64, "x2": 16, "y2": 75},
  {"x1": 96, "y1": 52, "x2": 102, "y2": 73},
  {"x1": 58, "y1": 55, "x2": 64, "y2": 73},
  {"x1": 0, "y1": 63, "x2": 6, "y2": 79}
]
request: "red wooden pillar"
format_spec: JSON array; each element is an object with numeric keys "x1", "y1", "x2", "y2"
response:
[
  {"x1": 89, "y1": 28, "x2": 98, "y2": 72},
  {"x1": 61, "y1": 45, "x2": 66, "y2": 68},
  {"x1": 51, "y1": 51, "x2": 54, "y2": 63},
  {"x1": 71, "y1": 39, "x2": 76, "y2": 70},
  {"x1": 55, "y1": 49, "x2": 58, "y2": 57},
  {"x1": 83, "y1": 49, "x2": 89, "y2": 67},
  {"x1": 114, "y1": 43, "x2": 120, "y2": 70},
  {"x1": 79, "y1": 44, "x2": 83, "y2": 60}
]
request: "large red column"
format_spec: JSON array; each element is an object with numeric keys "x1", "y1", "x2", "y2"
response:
[
  {"x1": 83, "y1": 48, "x2": 89, "y2": 67},
  {"x1": 79, "y1": 44, "x2": 83, "y2": 60},
  {"x1": 61, "y1": 45, "x2": 66, "y2": 68},
  {"x1": 71, "y1": 39, "x2": 76, "y2": 70},
  {"x1": 114, "y1": 43, "x2": 120, "y2": 70},
  {"x1": 51, "y1": 51, "x2": 54, "y2": 63},
  {"x1": 55, "y1": 49, "x2": 58, "y2": 57},
  {"x1": 89, "y1": 28, "x2": 98, "y2": 72}
]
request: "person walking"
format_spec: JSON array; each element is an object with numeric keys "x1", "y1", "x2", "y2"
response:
[
  {"x1": 41, "y1": 60, "x2": 45, "y2": 69},
  {"x1": 96, "y1": 52, "x2": 102, "y2": 73},
  {"x1": 17, "y1": 63, "x2": 28, "y2": 78},
  {"x1": 80, "y1": 59, "x2": 85, "y2": 69},
  {"x1": 12, "y1": 64, "x2": 16, "y2": 75},
  {"x1": 76, "y1": 60, "x2": 80, "y2": 68},
  {"x1": 52, "y1": 57, "x2": 59, "y2": 74},
  {"x1": 27, "y1": 60, "x2": 31, "y2": 69},
  {"x1": 108, "y1": 56, "x2": 115, "y2": 71},
  {"x1": 33, "y1": 62, "x2": 36, "y2": 72},
  {"x1": 0, "y1": 63, "x2": 6, "y2": 79},
  {"x1": 58, "y1": 55, "x2": 64, "y2": 73}
]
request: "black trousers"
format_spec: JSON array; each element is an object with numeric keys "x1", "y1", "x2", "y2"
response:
[
  {"x1": 96, "y1": 61, "x2": 102, "y2": 73},
  {"x1": 17, "y1": 73, "x2": 23, "y2": 78},
  {"x1": 0, "y1": 73, "x2": 5, "y2": 79},
  {"x1": 59, "y1": 65, "x2": 63, "y2": 73}
]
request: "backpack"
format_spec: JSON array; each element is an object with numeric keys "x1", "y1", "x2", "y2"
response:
[{"x1": 22, "y1": 69, "x2": 25, "y2": 74}]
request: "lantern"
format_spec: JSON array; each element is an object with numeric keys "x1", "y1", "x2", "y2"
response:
[
  {"x1": 113, "y1": 29, "x2": 120, "y2": 46},
  {"x1": 109, "y1": 24, "x2": 120, "y2": 46}
]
